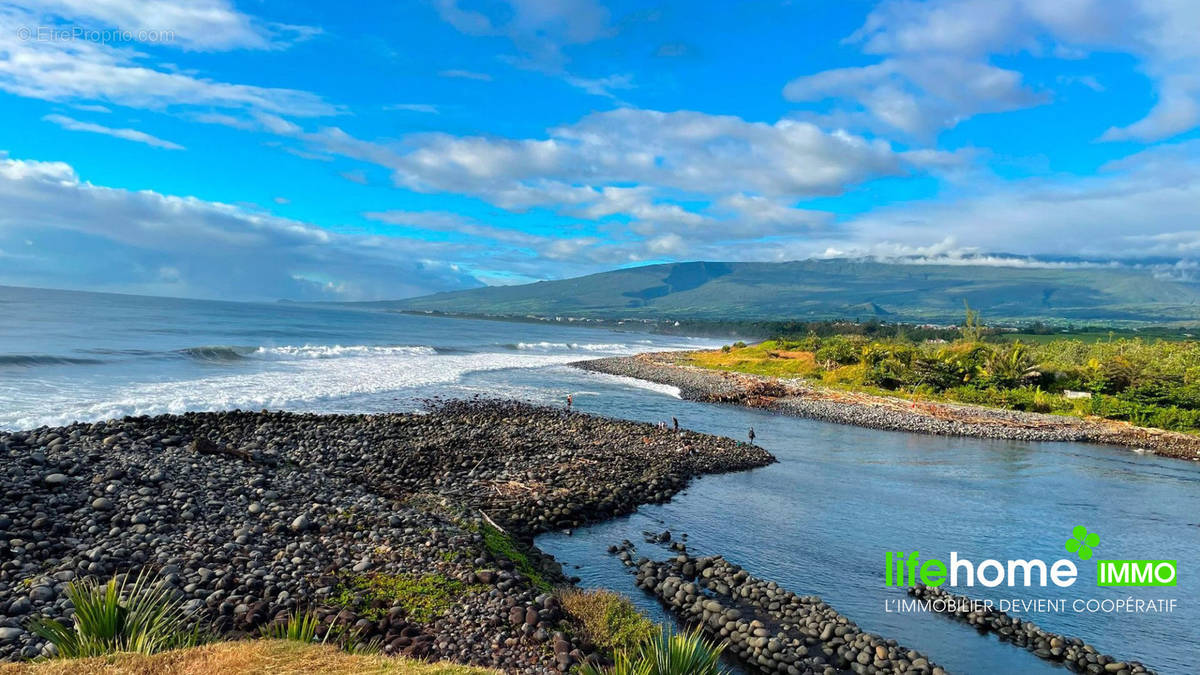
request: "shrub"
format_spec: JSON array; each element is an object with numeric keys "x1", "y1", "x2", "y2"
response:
[
  {"x1": 559, "y1": 590, "x2": 654, "y2": 654},
  {"x1": 580, "y1": 624, "x2": 727, "y2": 675},
  {"x1": 28, "y1": 570, "x2": 208, "y2": 659},
  {"x1": 813, "y1": 336, "x2": 861, "y2": 366}
]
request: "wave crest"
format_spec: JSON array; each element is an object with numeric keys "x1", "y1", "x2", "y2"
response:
[{"x1": 254, "y1": 345, "x2": 437, "y2": 359}]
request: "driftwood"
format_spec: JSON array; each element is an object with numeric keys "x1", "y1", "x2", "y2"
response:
[
  {"x1": 479, "y1": 509, "x2": 507, "y2": 534},
  {"x1": 189, "y1": 436, "x2": 253, "y2": 462}
]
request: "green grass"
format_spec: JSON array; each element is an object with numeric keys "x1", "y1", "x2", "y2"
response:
[
  {"x1": 331, "y1": 573, "x2": 467, "y2": 623},
  {"x1": 480, "y1": 523, "x2": 552, "y2": 592},
  {"x1": 684, "y1": 341, "x2": 818, "y2": 378},
  {"x1": 28, "y1": 570, "x2": 209, "y2": 659},
  {"x1": 559, "y1": 590, "x2": 655, "y2": 654}
]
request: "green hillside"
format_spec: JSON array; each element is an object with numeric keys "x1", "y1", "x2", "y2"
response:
[{"x1": 392, "y1": 260, "x2": 1200, "y2": 325}]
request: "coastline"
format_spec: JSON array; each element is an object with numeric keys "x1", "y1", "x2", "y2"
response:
[
  {"x1": 0, "y1": 401, "x2": 772, "y2": 671},
  {"x1": 574, "y1": 352, "x2": 1200, "y2": 461}
]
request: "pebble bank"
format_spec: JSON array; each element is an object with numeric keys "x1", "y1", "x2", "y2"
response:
[{"x1": 0, "y1": 400, "x2": 773, "y2": 671}]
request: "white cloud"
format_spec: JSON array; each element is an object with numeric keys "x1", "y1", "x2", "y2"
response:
[
  {"x1": 785, "y1": 57, "x2": 1045, "y2": 139},
  {"x1": 26, "y1": 0, "x2": 312, "y2": 51},
  {"x1": 0, "y1": 5, "x2": 336, "y2": 116},
  {"x1": 42, "y1": 113, "x2": 184, "y2": 149},
  {"x1": 364, "y1": 209, "x2": 604, "y2": 265},
  {"x1": 829, "y1": 139, "x2": 1200, "y2": 260},
  {"x1": 244, "y1": 106, "x2": 959, "y2": 267},
  {"x1": 0, "y1": 155, "x2": 481, "y2": 300},
  {"x1": 786, "y1": 0, "x2": 1200, "y2": 142},
  {"x1": 373, "y1": 109, "x2": 940, "y2": 203}
]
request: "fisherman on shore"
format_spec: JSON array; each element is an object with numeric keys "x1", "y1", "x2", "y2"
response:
[
  {"x1": 566, "y1": 394, "x2": 572, "y2": 412},
  {"x1": 672, "y1": 416, "x2": 679, "y2": 432},
  {"x1": 748, "y1": 427, "x2": 756, "y2": 443}
]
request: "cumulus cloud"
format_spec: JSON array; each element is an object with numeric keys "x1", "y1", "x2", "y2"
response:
[
  {"x1": 372, "y1": 109, "x2": 942, "y2": 203},
  {"x1": 785, "y1": 0, "x2": 1200, "y2": 142},
  {"x1": 785, "y1": 57, "x2": 1045, "y2": 139},
  {"x1": 42, "y1": 113, "x2": 184, "y2": 149},
  {"x1": 233, "y1": 106, "x2": 955, "y2": 267},
  {"x1": 0, "y1": 155, "x2": 481, "y2": 300}
]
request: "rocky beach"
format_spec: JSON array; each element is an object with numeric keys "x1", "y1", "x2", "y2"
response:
[
  {"x1": 906, "y1": 585, "x2": 1156, "y2": 675},
  {"x1": 632, "y1": 550, "x2": 945, "y2": 675},
  {"x1": 0, "y1": 400, "x2": 773, "y2": 671},
  {"x1": 576, "y1": 353, "x2": 1200, "y2": 461}
]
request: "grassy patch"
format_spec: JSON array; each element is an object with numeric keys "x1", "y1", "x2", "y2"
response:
[
  {"x1": 686, "y1": 341, "x2": 819, "y2": 378},
  {"x1": 480, "y1": 523, "x2": 552, "y2": 592},
  {"x1": 559, "y1": 590, "x2": 654, "y2": 654},
  {"x1": 332, "y1": 573, "x2": 466, "y2": 623},
  {"x1": 0, "y1": 640, "x2": 499, "y2": 674}
]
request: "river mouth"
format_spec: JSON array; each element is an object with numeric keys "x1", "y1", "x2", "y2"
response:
[{"x1": 534, "y1": 386, "x2": 1200, "y2": 675}]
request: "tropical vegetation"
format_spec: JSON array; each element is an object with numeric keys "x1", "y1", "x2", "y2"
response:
[{"x1": 691, "y1": 332, "x2": 1200, "y2": 432}]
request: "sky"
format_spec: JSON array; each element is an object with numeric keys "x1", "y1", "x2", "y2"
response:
[{"x1": 0, "y1": 0, "x2": 1198, "y2": 301}]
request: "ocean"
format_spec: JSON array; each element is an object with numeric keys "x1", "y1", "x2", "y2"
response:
[{"x1": 0, "y1": 285, "x2": 711, "y2": 430}]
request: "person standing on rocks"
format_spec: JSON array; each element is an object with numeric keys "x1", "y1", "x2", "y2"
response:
[
  {"x1": 672, "y1": 416, "x2": 679, "y2": 432},
  {"x1": 748, "y1": 427, "x2": 756, "y2": 443},
  {"x1": 566, "y1": 394, "x2": 572, "y2": 412}
]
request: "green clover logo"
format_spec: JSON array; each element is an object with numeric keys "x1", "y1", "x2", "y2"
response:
[{"x1": 1065, "y1": 526, "x2": 1100, "y2": 560}]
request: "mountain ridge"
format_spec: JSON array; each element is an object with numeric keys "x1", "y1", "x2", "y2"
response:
[{"x1": 389, "y1": 259, "x2": 1200, "y2": 325}]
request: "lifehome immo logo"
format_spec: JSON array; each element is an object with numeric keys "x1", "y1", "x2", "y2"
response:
[{"x1": 883, "y1": 526, "x2": 1178, "y2": 615}]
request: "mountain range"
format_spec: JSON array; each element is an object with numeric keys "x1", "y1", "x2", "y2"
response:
[{"x1": 389, "y1": 259, "x2": 1200, "y2": 325}]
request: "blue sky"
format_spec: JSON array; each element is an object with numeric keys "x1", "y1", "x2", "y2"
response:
[{"x1": 0, "y1": 0, "x2": 1198, "y2": 300}]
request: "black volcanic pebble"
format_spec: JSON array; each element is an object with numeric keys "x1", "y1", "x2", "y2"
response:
[{"x1": 0, "y1": 400, "x2": 774, "y2": 671}]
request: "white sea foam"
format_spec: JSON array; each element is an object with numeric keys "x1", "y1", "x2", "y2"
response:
[
  {"x1": 253, "y1": 344, "x2": 436, "y2": 359},
  {"x1": 2, "y1": 338, "x2": 678, "y2": 429},
  {"x1": 1, "y1": 332, "x2": 722, "y2": 430},
  {"x1": 513, "y1": 341, "x2": 633, "y2": 351}
]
